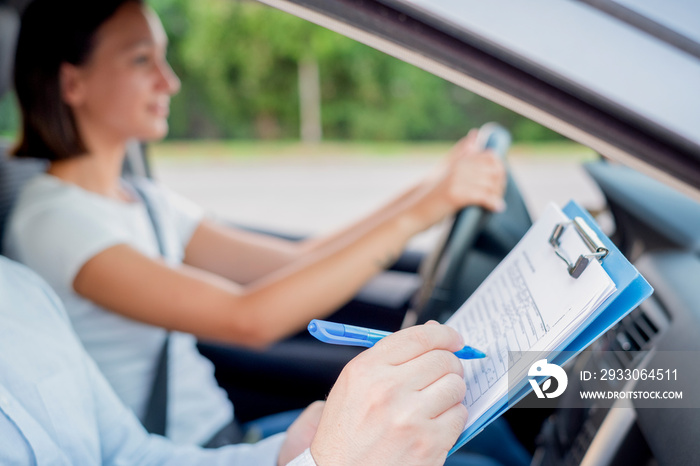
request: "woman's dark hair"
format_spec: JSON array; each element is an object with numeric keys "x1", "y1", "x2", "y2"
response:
[{"x1": 13, "y1": 0, "x2": 142, "y2": 160}]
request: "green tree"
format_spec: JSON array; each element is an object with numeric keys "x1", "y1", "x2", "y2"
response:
[{"x1": 151, "y1": 0, "x2": 563, "y2": 142}]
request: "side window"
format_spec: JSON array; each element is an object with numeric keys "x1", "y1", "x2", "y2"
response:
[
  {"x1": 0, "y1": 91, "x2": 19, "y2": 145},
  {"x1": 149, "y1": 0, "x2": 603, "y2": 244}
]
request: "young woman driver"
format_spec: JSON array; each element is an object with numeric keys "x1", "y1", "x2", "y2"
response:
[{"x1": 5, "y1": 0, "x2": 508, "y2": 451}]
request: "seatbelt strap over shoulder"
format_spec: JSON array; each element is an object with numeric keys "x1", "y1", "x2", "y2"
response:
[{"x1": 130, "y1": 178, "x2": 170, "y2": 437}]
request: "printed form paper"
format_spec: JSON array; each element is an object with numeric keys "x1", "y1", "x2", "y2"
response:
[{"x1": 446, "y1": 203, "x2": 616, "y2": 433}]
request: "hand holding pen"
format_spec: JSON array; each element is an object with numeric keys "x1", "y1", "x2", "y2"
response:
[{"x1": 310, "y1": 322, "x2": 470, "y2": 464}]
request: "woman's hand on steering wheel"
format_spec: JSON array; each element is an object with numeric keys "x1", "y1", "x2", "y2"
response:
[{"x1": 413, "y1": 129, "x2": 507, "y2": 230}]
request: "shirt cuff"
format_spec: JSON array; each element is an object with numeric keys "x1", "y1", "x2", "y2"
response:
[{"x1": 286, "y1": 448, "x2": 318, "y2": 466}]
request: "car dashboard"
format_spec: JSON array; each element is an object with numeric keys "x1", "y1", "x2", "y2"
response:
[{"x1": 529, "y1": 162, "x2": 700, "y2": 465}]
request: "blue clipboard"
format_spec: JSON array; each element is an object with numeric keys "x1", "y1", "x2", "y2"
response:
[{"x1": 450, "y1": 200, "x2": 653, "y2": 454}]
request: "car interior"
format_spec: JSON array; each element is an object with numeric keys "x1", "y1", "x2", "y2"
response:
[{"x1": 2, "y1": 0, "x2": 700, "y2": 465}]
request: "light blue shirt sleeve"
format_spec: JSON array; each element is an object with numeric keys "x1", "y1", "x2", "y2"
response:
[
  {"x1": 0, "y1": 257, "x2": 294, "y2": 465},
  {"x1": 85, "y1": 350, "x2": 287, "y2": 465}
]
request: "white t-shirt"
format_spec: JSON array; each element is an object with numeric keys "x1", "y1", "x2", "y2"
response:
[{"x1": 3, "y1": 173, "x2": 234, "y2": 446}]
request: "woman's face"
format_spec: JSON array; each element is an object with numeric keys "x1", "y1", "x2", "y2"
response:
[{"x1": 62, "y1": 2, "x2": 180, "y2": 145}]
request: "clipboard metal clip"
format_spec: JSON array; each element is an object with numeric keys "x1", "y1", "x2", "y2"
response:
[{"x1": 550, "y1": 216, "x2": 609, "y2": 278}]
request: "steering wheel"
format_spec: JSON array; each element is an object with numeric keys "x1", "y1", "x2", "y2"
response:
[{"x1": 403, "y1": 123, "x2": 520, "y2": 327}]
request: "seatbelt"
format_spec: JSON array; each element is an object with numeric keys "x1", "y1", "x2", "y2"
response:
[{"x1": 130, "y1": 178, "x2": 170, "y2": 437}]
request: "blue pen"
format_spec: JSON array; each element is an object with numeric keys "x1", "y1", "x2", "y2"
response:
[{"x1": 308, "y1": 319, "x2": 486, "y2": 359}]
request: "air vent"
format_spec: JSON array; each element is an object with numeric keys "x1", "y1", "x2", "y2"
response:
[{"x1": 609, "y1": 307, "x2": 661, "y2": 366}]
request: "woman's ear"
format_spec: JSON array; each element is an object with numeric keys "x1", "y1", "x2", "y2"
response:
[{"x1": 59, "y1": 62, "x2": 85, "y2": 107}]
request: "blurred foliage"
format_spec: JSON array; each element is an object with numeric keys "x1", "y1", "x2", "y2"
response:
[
  {"x1": 0, "y1": 93, "x2": 19, "y2": 139},
  {"x1": 0, "y1": 0, "x2": 564, "y2": 142},
  {"x1": 149, "y1": 0, "x2": 562, "y2": 142}
]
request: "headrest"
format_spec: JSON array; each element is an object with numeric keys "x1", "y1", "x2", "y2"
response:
[{"x1": 0, "y1": 5, "x2": 20, "y2": 99}]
